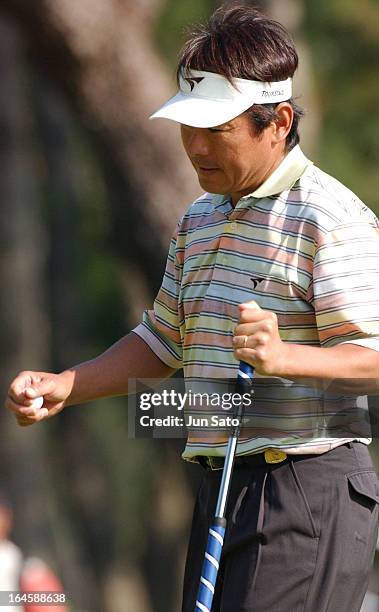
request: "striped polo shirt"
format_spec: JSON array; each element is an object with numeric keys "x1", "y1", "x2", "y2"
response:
[{"x1": 134, "y1": 145, "x2": 379, "y2": 460}]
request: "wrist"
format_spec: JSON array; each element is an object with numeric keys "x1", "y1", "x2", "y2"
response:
[
  {"x1": 59, "y1": 369, "x2": 76, "y2": 404},
  {"x1": 275, "y1": 342, "x2": 298, "y2": 378}
]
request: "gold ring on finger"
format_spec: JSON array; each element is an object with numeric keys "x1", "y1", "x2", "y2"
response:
[{"x1": 243, "y1": 335, "x2": 248, "y2": 349}]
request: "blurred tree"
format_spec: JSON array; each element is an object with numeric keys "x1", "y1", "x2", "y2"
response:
[
  {"x1": 303, "y1": 0, "x2": 379, "y2": 211},
  {"x1": 2, "y1": 0, "x2": 200, "y2": 322},
  {"x1": 0, "y1": 15, "x2": 94, "y2": 609},
  {"x1": 0, "y1": 1, "x2": 201, "y2": 611}
]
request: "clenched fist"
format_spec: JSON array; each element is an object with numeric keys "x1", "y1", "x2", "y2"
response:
[
  {"x1": 5, "y1": 370, "x2": 73, "y2": 427},
  {"x1": 233, "y1": 301, "x2": 290, "y2": 376}
]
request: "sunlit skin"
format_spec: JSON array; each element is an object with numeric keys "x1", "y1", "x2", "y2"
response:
[{"x1": 180, "y1": 103, "x2": 293, "y2": 206}]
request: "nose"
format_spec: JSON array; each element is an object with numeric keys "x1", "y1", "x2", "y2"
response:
[{"x1": 182, "y1": 127, "x2": 210, "y2": 157}]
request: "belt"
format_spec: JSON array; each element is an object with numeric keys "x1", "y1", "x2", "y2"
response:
[{"x1": 197, "y1": 449, "x2": 288, "y2": 471}]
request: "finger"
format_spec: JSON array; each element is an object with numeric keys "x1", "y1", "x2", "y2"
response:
[
  {"x1": 8, "y1": 373, "x2": 34, "y2": 403},
  {"x1": 15, "y1": 407, "x2": 49, "y2": 426},
  {"x1": 234, "y1": 348, "x2": 258, "y2": 364},
  {"x1": 22, "y1": 406, "x2": 48, "y2": 419},
  {"x1": 235, "y1": 321, "x2": 266, "y2": 337},
  {"x1": 6, "y1": 396, "x2": 44, "y2": 417},
  {"x1": 23, "y1": 378, "x2": 57, "y2": 401},
  {"x1": 238, "y1": 308, "x2": 267, "y2": 325},
  {"x1": 16, "y1": 415, "x2": 37, "y2": 427},
  {"x1": 6, "y1": 396, "x2": 31, "y2": 415},
  {"x1": 233, "y1": 332, "x2": 269, "y2": 350},
  {"x1": 35, "y1": 408, "x2": 49, "y2": 421},
  {"x1": 239, "y1": 301, "x2": 261, "y2": 320},
  {"x1": 233, "y1": 335, "x2": 249, "y2": 350},
  {"x1": 240, "y1": 309, "x2": 277, "y2": 326},
  {"x1": 239, "y1": 300, "x2": 261, "y2": 311},
  {"x1": 8, "y1": 372, "x2": 53, "y2": 402},
  {"x1": 8, "y1": 372, "x2": 43, "y2": 404}
]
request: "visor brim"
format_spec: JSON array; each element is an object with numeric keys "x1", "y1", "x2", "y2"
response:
[{"x1": 149, "y1": 92, "x2": 257, "y2": 128}]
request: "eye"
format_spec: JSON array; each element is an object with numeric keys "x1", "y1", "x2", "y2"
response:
[{"x1": 208, "y1": 123, "x2": 235, "y2": 133}]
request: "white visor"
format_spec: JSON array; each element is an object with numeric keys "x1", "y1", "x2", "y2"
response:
[{"x1": 150, "y1": 69, "x2": 292, "y2": 128}]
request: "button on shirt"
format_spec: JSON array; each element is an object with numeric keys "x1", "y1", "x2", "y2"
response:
[{"x1": 133, "y1": 146, "x2": 379, "y2": 461}]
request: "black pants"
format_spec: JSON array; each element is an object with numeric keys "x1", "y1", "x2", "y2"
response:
[{"x1": 182, "y1": 443, "x2": 378, "y2": 612}]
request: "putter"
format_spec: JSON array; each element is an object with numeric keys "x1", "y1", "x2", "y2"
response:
[{"x1": 195, "y1": 361, "x2": 254, "y2": 612}]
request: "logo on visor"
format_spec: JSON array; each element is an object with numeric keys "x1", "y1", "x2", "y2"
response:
[
  {"x1": 184, "y1": 77, "x2": 205, "y2": 91},
  {"x1": 262, "y1": 89, "x2": 285, "y2": 97}
]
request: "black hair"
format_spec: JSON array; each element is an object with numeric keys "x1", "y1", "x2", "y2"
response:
[{"x1": 177, "y1": 4, "x2": 304, "y2": 149}]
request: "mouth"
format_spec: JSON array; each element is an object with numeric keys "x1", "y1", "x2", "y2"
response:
[{"x1": 197, "y1": 165, "x2": 220, "y2": 175}]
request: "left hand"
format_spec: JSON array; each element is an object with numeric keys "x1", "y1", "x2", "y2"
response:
[{"x1": 233, "y1": 301, "x2": 289, "y2": 376}]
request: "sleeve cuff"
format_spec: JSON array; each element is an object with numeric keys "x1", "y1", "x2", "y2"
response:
[{"x1": 133, "y1": 323, "x2": 182, "y2": 370}]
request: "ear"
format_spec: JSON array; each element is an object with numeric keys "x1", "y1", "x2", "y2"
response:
[{"x1": 272, "y1": 102, "x2": 293, "y2": 143}]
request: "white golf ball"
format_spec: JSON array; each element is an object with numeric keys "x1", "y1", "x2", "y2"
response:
[{"x1": 29, "y1": 396, "x2": 44, "y2": 410}]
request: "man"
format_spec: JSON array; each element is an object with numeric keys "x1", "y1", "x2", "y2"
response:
[
  {"x1": 0, "y1": 494, "x2": 23, "y2": 612},
  {"x1": 6, "y1": 5, "x2": 379, "y2": 612},
  {"x1": 0, "y1": 493, "x2": 69, "y2": 612}
]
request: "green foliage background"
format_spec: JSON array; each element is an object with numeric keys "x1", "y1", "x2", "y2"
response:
[{"x1": 303, "y1": 0, "x2": 379, "y2": 211}]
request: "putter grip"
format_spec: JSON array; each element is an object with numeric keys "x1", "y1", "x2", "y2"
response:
[
  {"x1": 237, "y1": 360, "x2": 254, "y2": 391},
  {"x1": 195, "y1": 518, "x2": 226, "y2": 612}
]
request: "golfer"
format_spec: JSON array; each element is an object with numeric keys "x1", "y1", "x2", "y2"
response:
[{"x1": 6, "y1": 5, "x2": 379, "y2": 611}]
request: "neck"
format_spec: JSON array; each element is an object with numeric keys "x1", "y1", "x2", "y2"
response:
[{"x1": 231, "y1": 148, "x2": 287, "y2": 206}]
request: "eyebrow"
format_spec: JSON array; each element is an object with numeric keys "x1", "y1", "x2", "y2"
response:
[{"x1": 210, "y1": 122, "x2": 234, "y2": 130}]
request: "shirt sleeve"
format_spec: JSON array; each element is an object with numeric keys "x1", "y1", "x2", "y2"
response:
[
  {"x1": 133, "y1": 223, "x2": 183, "y2": 369},
  {"x1": 310, "y1": 219, "x2": 379, "y2": 349}
]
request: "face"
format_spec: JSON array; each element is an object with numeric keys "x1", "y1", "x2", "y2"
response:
[{"x1": 180, "y1": 112, "x2": 285, "y2": 205}]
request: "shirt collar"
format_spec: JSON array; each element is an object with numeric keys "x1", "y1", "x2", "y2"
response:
[
  {"x1": 250, "y1": 145, "x2": 312, "y2": 199},
  {"x1": 211, "y1": 145, "x2": 313, "y2": 210}
]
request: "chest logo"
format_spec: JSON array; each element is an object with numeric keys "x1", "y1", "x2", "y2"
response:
[{"x1": 250, "y1": 276, "x2": 265, "y2": 290}]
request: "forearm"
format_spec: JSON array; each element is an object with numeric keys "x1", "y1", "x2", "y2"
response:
[
  {"x1": 280, "y1": 343, "x2": 379, "y2": 394},
  {"x1": 235, "y1": 302, "x2": 379, "y2": 394},
  {"x1": 62, "y1": 332, "x2": 176, "y2": 406}
]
